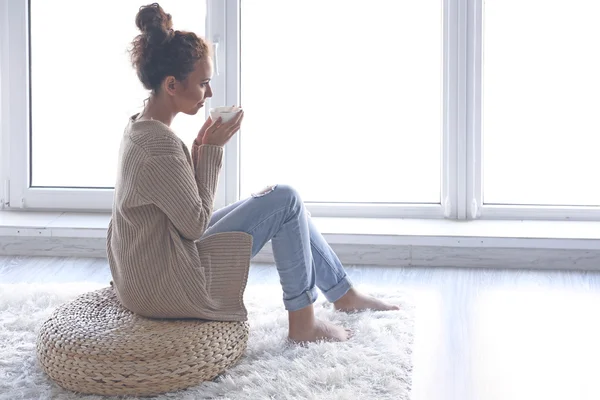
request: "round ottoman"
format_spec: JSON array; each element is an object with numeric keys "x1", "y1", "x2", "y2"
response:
[{"x1": 36, "y1": 286, "x2": 249, "y2": 397}]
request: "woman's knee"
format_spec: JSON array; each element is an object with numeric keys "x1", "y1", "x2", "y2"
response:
[
  {"x1": 251, "y1": 184, "x2": 303, "y2": 208},
  {"x1": 274, "y1": 184, "x2": 303, "y2": 203}
]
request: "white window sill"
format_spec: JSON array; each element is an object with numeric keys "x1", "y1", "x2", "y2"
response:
[{"x1": 1, "y1": 210, "x2": 600, "y2": 250}]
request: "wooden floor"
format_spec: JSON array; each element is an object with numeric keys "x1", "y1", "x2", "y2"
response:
[{"x1": 2, "y1": 256, "x2": 600, "y2": 400}]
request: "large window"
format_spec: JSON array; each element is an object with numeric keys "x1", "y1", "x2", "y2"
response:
[
  {"x1": 3, "y1": 0, "x2": 600, "y2": 220},
  {"x1": 29, "y1": 0, "x2": 206, "y2": 188},
  {"x1": 482, "y1": 0, "x2": 600, "y2": 207},
  {"x1": 239, "y1": 0, "x2": 442, "y2": 204}
]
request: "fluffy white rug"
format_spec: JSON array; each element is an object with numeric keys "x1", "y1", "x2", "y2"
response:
[{"x1": 0, "y1": 282, "x2": 413, "y2": 400}]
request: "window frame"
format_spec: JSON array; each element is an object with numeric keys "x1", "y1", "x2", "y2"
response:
[
  {"x1": 468, "y1": 0, "x2": 600, "y2": 221},
  {"x1": 209, "y1": 0, "x2": 456, "y2": 218},
  {"x1": 0, "y1": 0, "x2": 10, "y2": 210},
  {"x1": 3, "y1": 0, "x2": 115, "y2": 211}
]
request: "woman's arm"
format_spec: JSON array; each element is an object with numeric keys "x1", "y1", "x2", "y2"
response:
[{"x1": 136, "y1": 145, "x2": 223, "y2": 241}]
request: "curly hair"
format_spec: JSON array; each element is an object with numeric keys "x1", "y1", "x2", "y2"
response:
[{"x1": 130, "y1": 3, "x2": 211, "y2": 92}]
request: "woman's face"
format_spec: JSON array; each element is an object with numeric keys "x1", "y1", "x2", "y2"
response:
[{"x1": 171, "y1": 58, "x2": 214, "y2": 115}]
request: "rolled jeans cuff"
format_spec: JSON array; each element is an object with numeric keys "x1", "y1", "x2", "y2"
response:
[
  {"x1": 283, "y1": 286, "x2": 319, "y2": 311},
  {"x1": 321, "y1": 276, "x2": 352, "y2": 303}
]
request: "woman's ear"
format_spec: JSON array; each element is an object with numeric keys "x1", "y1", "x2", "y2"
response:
[{"x1": 164, "y1": 76, "x2": 177, "y2": 96}]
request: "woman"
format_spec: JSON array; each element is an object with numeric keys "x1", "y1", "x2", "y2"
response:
[{"x1": 107, "y1": 3, "x2": 399, "y2": 344}]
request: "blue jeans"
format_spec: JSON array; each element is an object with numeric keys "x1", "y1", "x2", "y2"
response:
[{"x1": 202, "y1": 184, "x2": 353, "y2": 311}]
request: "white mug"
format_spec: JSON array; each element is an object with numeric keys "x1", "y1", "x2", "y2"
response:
[{"x1": 209, "y1": 106, "x2": 241, "y2": 123}]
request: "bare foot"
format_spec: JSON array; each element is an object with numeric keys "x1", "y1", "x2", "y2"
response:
[
  {"x1": 287, "y1": 304, "x2": 349, "y2": 344},
  {"x1": 288, "y1": 318, "x2": 350, "y2": 344},
  {"x1": 334, "y1": 288, "x2": 400, "y2": 313}
]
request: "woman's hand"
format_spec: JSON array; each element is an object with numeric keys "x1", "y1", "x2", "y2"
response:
[{"x1": 195, "y1": 108, "x2": 244, "y2": 147}]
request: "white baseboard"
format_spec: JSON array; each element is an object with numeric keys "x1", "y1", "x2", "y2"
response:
[{"x1": 2, "y1": 235, "x2": 600, "y2": 271}]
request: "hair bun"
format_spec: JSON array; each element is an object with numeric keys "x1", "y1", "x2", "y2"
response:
[
  {"x1": 130, "y1": 2, "x2": 210, "y2": 92},
  {"x1": 135, "y1": 3, "x2": 173, "y2": 42}
]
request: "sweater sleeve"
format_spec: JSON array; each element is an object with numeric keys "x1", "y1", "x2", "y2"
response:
[{"x1": 137, "y1": 145, "x2": 224, "y2": 241}]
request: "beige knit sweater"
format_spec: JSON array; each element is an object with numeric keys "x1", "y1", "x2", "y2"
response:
[{"x1": 107, "y1": 115, "x2": 253, "y2": 321}]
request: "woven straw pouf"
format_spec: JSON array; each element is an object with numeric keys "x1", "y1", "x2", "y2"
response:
[{"x1": 36, "y1": 286, "x2": 249, "y2": 397}]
